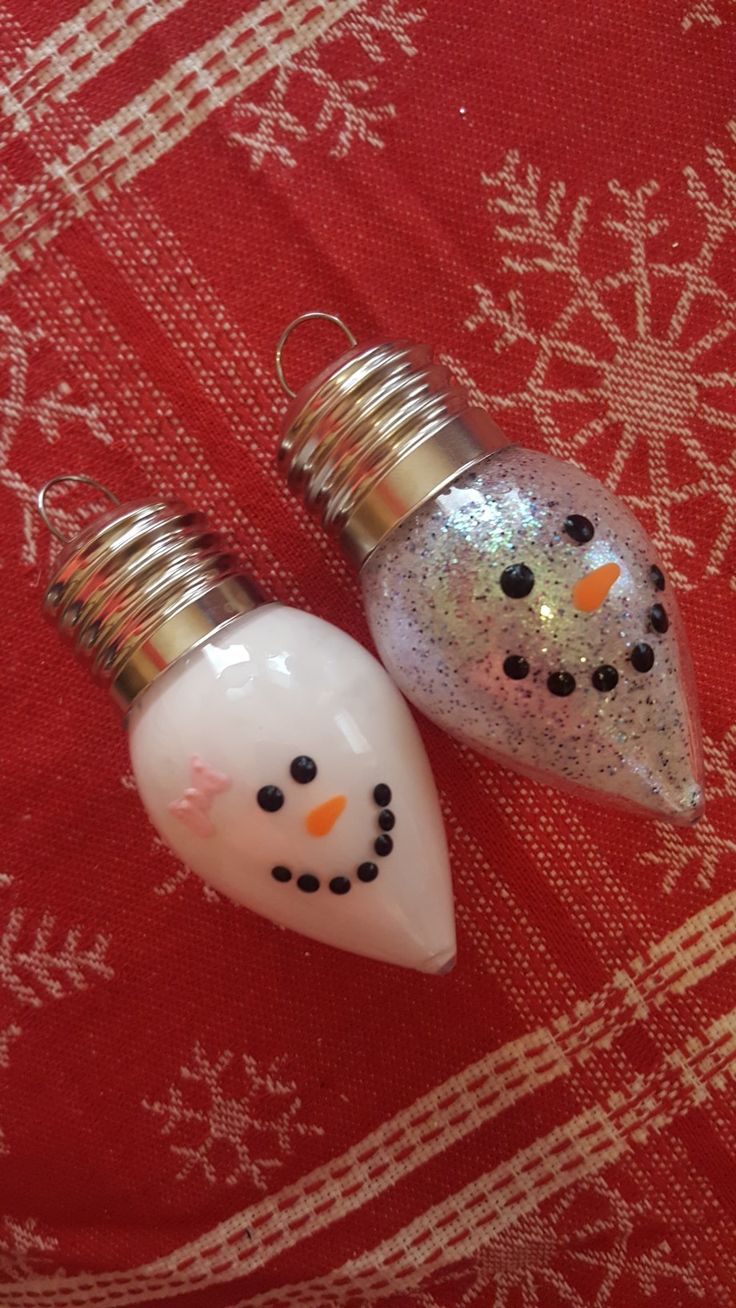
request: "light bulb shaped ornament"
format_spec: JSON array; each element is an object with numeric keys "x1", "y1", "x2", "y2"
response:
[
  {"x1": 275, "y1": 314, "x2": 704, "y2": 826},
  {"x1": 36, "y1": 476, "x2": 456, "y2": 974}
]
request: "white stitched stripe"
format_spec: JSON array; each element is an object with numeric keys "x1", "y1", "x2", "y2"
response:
[
  {"x1": 228, "y1": 1009, "x2": 736, "y2": 1306},
  {"x1": 6, "y1": 890, "x2": 736, "y2": 1305},
  {"x1": 0, "y1": 0, "x2": 362, "y2": 283},
  {"x1": 0, "y1": 0, "x2": 189, "y2": 135}
]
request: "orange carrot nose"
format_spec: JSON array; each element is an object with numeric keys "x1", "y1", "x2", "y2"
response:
[
  {"x1": 306, "y1": 795, "x2": 347, "y2": 838},
  {"x1": 572, "y1": 561, "x2": 621, "y2": 613}
]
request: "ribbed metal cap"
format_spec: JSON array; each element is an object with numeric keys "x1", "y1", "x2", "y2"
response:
[
  {"x1": 277, "y1": 332, "x2": 509, "y2": 567},
  {"x1": 41, "y1": 494, "x2": 261, "y2": 710}
]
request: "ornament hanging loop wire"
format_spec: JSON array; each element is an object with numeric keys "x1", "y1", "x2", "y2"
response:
[
  {"x1": 37, "y1": 474, "x2": 120, "y2": 543},
  {"x1": 275, "y1": 312, "x2": 357, "y2": 399}
]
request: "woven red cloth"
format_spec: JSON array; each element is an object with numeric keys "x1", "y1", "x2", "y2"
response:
[{"x1": 1, "y1": 1, "x2": 735, "y2": 1304}]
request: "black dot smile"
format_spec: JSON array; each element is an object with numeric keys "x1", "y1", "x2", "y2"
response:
[
  {"x1": 267, "y1": 776, "x2": 396, "y2": 892},
  {"x1": 496, "y1": 540, "x2": 667, "y2": 696}
]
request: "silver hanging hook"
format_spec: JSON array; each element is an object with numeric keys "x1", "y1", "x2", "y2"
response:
[
  {"x1": 274, "y1": 312, "x2": 357, "y2": 399},
  {"x1": 37, "y1": 474, "x2": 120, "y2": 544}
]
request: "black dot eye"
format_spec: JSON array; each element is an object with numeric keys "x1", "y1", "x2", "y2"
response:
[
  {"x1": 592, "y1": 664, "x2": 619, "y2": 692},
  {"x1": 631, "y1": 642, "x2": 655, "y2": 673},
  {"x1": 258, "y1": 785, "x2": 284, "y2": 812},
  {"x1": 563, "y1": 514, "x2": 595, "y2": 544},
  {"x1": 547, "y1": 671, "x2": 576, "y2": 697},
  {"x1": 373, "y1": 783, "x2": 391, "y2": 807},
  {"x1": 358, "y1": 862, "x2": 378, "y2": 882},
  {"x1": 503, "y1": 654, "x2": 529, "y2": 680},
  {"x1": 375, "y1": 834, "x2": 393, "y2": 857},
  {"x1": 500, "y1": 564, "x2": 535, "y2": 598},
  {"x1": 271, "y1": 865, "x2": 292, "y2": 883},
  {"x1": 290, "y1": 756, "x2": 317, "y2": 784},
  {"x1": 329, "y1": 876, "x2": 351, "y2": 895},
  {"x1": 650, "y1": 564, "x2": 665, "y2": 592},
  {"x1": 297, "y1": 874, "x2": 320, "y2": 893},
  {"x1": 649, "y1": 604, "x2": 669, "y2": 634}
]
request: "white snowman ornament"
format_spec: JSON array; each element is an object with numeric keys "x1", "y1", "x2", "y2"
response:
[
  {"x1": 39, "y1": 482, "x2": 456, "y2": 974},
  {"x1": 131, "y1": 605, "x2": 455, "y2": 972}
]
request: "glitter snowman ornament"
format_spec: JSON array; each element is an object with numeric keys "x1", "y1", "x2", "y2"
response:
[
  {"x1": 276, "y1": 316, "x2": 704, "y2": 826},
  {"x1": 37, "y1": 477, "x2": 456, "y2": 974}
]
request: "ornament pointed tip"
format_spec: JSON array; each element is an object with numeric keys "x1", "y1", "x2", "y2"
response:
[
  {"x1": 635, "y1": 774, "x2": 704, "y2": 827},
  {"x1": 423, "y1": 948, "x2": 457, "y2": 975},
  {"x1": 662, "y1": 780, "x2": 705, "y2": 827}
]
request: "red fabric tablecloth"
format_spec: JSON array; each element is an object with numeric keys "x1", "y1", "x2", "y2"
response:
[{"x1": 1, "y1": 1, "x2": 735, "y2": 1304}]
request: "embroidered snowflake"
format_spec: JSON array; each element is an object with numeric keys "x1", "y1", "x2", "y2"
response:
[
  {"x1": 143, "y1": 1041, "x2": 323, "y2": 1190},
  {"x1": 682, "y1": 0, "x2": 736, "y2": 29},
  {"x1": 0, "y1": 908, "x2": 113, "y2": 1008},
  {"x1": 412, "y1": 1179, "x2": 709, "y2": 1308},
  {"x1": 0, "y1": 877, "x2": 113, "y2": 1158},
  {"x1": 0, "y1": 1216, "x2": 59, "y2": 1282},
  {"x1": 228, "y1": 0, "x2": 424, "y2": 168},
  {"x1": 462, "y1": 140, "x2": 736, "y2": 591},
  {"x1": 637, "y1": 723, "x2": 736, "y2": 893},
  {"x1": 0, "y1": 311, "x2": 111, "y2": 566}
]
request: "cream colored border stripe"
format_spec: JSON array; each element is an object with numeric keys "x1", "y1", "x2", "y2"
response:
[
  {"x1": 0, "y1": 0, "x2": 189, "y2": 136},
  {"x1": 234, "y1": 1007, "x2": 736, "y2": 1307},
  {"x1": 0, "y1": 0, "x2": 361, "y2": 283},
  {"x1": 8, "y1": 890, "x2": 736, "y2": 1306}
]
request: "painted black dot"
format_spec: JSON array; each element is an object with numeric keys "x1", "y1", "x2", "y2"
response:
[
  {"x1": 291, "y1": 756, "x2": 317, "y2": 784},
  {"x1": 649, "y1": 604, "x2": 669, "y2": 634},
  {"x1": 102, "y1": 643, "x2": 118, "y2": 671},
  {"x1": 257, "y1": 785, "x2": 284, "y2": 812},
  {"x1": 375, "y1": 834, "x2": 393, "y2": 857},
  {"x1": 650, "y1": 564, "x2": 665, "y2": 591},
  {"x1": 297, "y1": 873, "x2": 320, "y2": 893},
  {"x1": 378, "y1": 809, "x2": 395, "y2": 831},
  {"x1": 547, "y1": 671, "x2": 576, "y2": 697},
  {"x1": 47, "y1": 582, "x2": 64, "y2": 607},
  {"x1": 592, "y1": 664, "x2": 619, "y2": 692},
  {"x1": 503, "y1": 655, "x2": 529, "y2": 680},
  {"x1": 631, "y1": 642, "x2": 655, "y2": 673},
  {"x1": 66, "y1": 600, "x2": 83, "y2": 626},
  {"x1": 358, "y1": 862, "x2": 378, "y2": 882},
  {"x1": 500, "y1": 563, "x2": 535, "y2": 598},
  {"x1": 373, "y1": 783, "x2": 392, "y2": 807},
  {"x1": 271, "y1": 866, "x2": 292, "y2": 883},
  {"x1": 329, "y1": 876, "x2": 351, "y2": 895},
  {"x1": 563, "y1": 514, "x2": 595, "y2": 544}
]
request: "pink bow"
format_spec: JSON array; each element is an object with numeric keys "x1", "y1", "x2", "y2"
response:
[{"x1": 168, "y1": 756, "x2": 231, "y2": 838}]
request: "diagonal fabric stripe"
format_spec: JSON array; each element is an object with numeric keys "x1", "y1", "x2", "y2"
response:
[
  {"x1": 0, "y1": 0, "x2": 189, "y2": 137},
  {"x1": 230, "y1": 1007, "x2": 736, "y2": 1307},
  {"x1": 7, "y1": 890, "x2": 736, "y2": 1306},
  {"x1": 0, "y1": 0, "x2": 361, "y2": 283}
]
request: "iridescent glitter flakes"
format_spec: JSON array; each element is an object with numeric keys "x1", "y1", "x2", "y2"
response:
[
  {"x1": 277, "y1": 328, "x2": 704, "y2": 826},
  {"x1": 361, "y1": 447, "x2": 703, "y2": 825}
]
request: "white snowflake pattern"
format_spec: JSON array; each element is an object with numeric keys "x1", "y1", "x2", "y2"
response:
[
  {"x1": 0, "y1": 1216, "x2": 59, "y2": 1282},
  {"x1": 463, "y1": 141, "x2": 736, "y2": 591},
  {"x1": 0, "y1": 908, "x2": 114, "y2": 1008},
  {"x1": 143, "y1": 1041, "x2": 323, "y2": 1190},
  {"x1": 0, "y1": 877, "x2": 113, "y2": 1157},
  {"x1": 0, "y1": 311, "x2": 111, "y2": 566},
  {"x1": 637, "y1": 723, "x2": 736, "y2": 893},
  {"x1": 682, "y1": 0, "x2": 736, "y2": 29},
  {"x1": 228, "y1": 0, "x2": 424, "y2": 168},
  {"x1": 412, "y1": 1179, "x2": 709, "y2": 1308}
]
